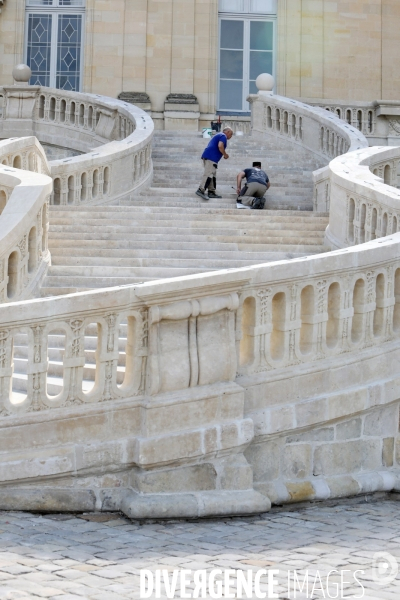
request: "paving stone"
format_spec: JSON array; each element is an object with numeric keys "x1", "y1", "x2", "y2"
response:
[{"x1": 0, "y1": 501, "x2": 398, "y2": 598}]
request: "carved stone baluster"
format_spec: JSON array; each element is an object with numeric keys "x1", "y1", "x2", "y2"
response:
[
  {"x1": 101, "y1": 313, "x2": 118, "y2": 402},
  {"x1": 353, "y1": 199, "x2": 361, "y2": 244},
  {"x1": 29, "y1": 325, "x2": 47, "y2": 412},
  {"x1": 0, "y1": 329, "x2": 12, "y2": 415},
  {"x1": 61, "y1": 176, "x2": 68, "y2": 205},
  {"x1": 0, "y1": 259, "x2": 6, "y2": 302},
  {"x1": 55, "y1": 97, "x2": 61, "y2": 123},
  {"x1": 316, "y1": 280, "x2": 327, "y2": 359},
  {"x1": 384, "y1": 265, "x2": 395, "y2": 339},
  {"x1": 340, "y1": 276, "x2": 352, "y2": 352},
  {"x1": 255, "y1": 288, "x2": 273, "y2": 371},
  {"x1": 375, "y1": 208, "x2": 383, "y2": 238},
  {"x1": 86, "y1": 170, "x2": 94, "y2": 199},
  {"x1": 98, "y1": 167, "x2": 104, "y2": 198},
  {"x1": 64, "y1": 318, "x2": 85, "y2": 406},
  {"x1": 44, "y1": 95, "x2": 50, "y2": 121},
  {"x1": 363, "y1": 271, "x2": 376, "y2": 346},
  {"x1": 364, "y1": 203, "x2": 373, "y2": 242},
  {"x1": 17, "y1": 234, "x2": 28, "y2": 292},
  {"x1": 138, "y1": 308, "x2": 149, "y2": 394}
]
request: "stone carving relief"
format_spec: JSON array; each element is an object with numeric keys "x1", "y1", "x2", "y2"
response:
[{"x1": 388, "y1": 119, "x2": 400, "y2": 137}]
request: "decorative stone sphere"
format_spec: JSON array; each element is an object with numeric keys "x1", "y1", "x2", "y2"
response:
[
  {"x1": 255, "y1": 73, "x2": 275, "y2": 95},
  {"x1": 12, "y1": 64, "x2": 32, "y2": 84}
]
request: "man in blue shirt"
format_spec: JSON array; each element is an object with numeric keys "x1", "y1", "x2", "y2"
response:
[
  {"x1": 236, "y1": 161, "x2": 270, "y2": 209},
  {"x1": 196, "y1": 127, "x2": 233, "y2": 200}
]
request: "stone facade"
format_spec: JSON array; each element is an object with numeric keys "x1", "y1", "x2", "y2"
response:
[{"x1": 2, "y1": 1, "x2": 400, "y2": 130}]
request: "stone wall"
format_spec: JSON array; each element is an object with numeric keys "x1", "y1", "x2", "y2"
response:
[{"x1": 2, "y1": 1, "x2": 400, "y2": 127}]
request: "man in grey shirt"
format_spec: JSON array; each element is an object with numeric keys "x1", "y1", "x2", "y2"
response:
[{"x1": 236, "y1": 161, "x2": 270, "y2": 209}]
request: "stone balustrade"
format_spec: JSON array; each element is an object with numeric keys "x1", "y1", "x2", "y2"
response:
[
  {"x1": 1, "y1": 239, "x2": 400, "y2": 415},
  {"x1": 325, "y1": 146, "x2": 400, "y2": 250},
  {"x1": 248, "y1": 93, "x2": 368, "y2": 161},
  {"x1": 0, "y1": 138, "x2": 52, "y2": 303},
  {"x1": 0, "y1": 88, "x2": 400, "y2": 517},
  {"x1": 0, "y1": 226, "x2": 400, "y2": 513},
  {"x1": 303, "y1": 98, "x2": 400, "y2": 147},
  {"x1": 0, "y1": 85, "x2": 154, "y2": 206}
]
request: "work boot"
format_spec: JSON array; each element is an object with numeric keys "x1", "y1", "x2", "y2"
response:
[
  {"x1": 196, "y1": 188, "x2": 209, "y2": 200},
  {"x1": 208, "y1": 191, "x2": 222, "y2": 199}
]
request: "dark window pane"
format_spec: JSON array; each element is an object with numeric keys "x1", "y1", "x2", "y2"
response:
[
  {"x1": 220, "y1": 49, "x2": 243, "y2": 80},
  {"x1": 250, "y1": 51, "x2": 272, "y2": 80},
  {"x1": 221, "y1": 20, "x2": 244, "y2": 50},
  {"x1": 250, "y1": 21, "x2": 273, "y2": 51},
  {"x1": 219, "y1": 80, "x2": 243, "y2": 110}
]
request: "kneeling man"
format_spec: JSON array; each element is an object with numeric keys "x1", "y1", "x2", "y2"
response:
[{"x1": 236, "y1": 161, "x2": 270, "y2": 209}]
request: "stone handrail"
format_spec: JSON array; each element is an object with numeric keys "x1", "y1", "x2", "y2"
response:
[
  {"x1": 0, "y1": 234, "x2": 399, "y2": 410},
  {"x1": 302, "y1": 97, "x2": 400, "y2": 146},
  {"x1": 0, "y1": 136, "x2": 50, "y2": 176},
  {"x1": 0, "y1": 86, "x2": 154, "y2": 206},
  {"x1": 325, "y1": 146, "x2": 400, "y2": 250},
  {"x1": 248, "y1": 93, "x2": 368, "y2": 161},
  {"x1": 0, "y1": 139, "x2": 52, "y2": 303},
  {"x1": 1, "y1": 233, "x2": 399, "y2": 415}
]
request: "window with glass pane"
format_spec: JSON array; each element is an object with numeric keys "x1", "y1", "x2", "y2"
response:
[
  {"x1": 219, "y1": 20, "x2": 244, "y2": 111},
  {"x1": 56, "y1": 15, "x2": 82, "y2": 90},
  {"x1": 26, "y1": 0, "x2": 84, "y2": 90},
  {"x1": 27, "y1": 14, "x2": 52, "y2": 86},
  {"x1": 249, "y1": 21, "x2": 273, "y2": 95},
  {"x1": 218, "y1": 17, "x2": 274, "y2": 112}
]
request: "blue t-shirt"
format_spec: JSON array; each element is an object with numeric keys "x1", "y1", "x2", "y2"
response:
[{"x1": 201, "y1": 133, "x2": 227, "y2": 163}]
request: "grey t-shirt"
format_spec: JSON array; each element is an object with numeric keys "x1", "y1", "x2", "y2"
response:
[{"x1": 243, "y1": 168, "x2": 269, "y2": 186}]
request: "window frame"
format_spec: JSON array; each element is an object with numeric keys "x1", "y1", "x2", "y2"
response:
[
  {"x1": 24, "y1": 0, "x2": 85, "y2": 91},
  {"x1": 217, "y1": 13, "x2": 276, "y2": 114}
]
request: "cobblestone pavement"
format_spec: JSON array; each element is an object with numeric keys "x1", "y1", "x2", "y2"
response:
[{"x1": 0, "y1": 498, "x2": 399, "y2": 599}]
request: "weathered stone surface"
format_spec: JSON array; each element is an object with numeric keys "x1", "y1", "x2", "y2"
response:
[
  {"x1": 0, "y1": 488, "x2": 96, "y2": 512},
  {"x1": 364, "y1": 405, "x2": 399, "y2": 437},
  {"x1": 286, "y1": 481, "x2": 315, "y2": 502},
  {"x1": 134, "y1": 464, "x2": 217, "y2": 494},
  {"x1": 313, "y1": 440, "x2": 382, "y2": 477},
  {"x1": 244, "y1": 440, "x2": 281, "y2": 482},
  {"x1": 383, "y1": 437, "x2": 395, "y2": 467},
  {"x1": 282, "y1": 444, "x2": 312, "y2": 480},
  {"x1": 336, "y1": 418, "x2": 362, "y2": 441},
  {"x1": 218, "y1": 455, "x2": 253, "y2": 491},
  {"x1": 286, "y1": 427, "x2": 334, "y2": 443},
  {"x1": 326, "y1": 475, "x2": 361, "y2": 498}
]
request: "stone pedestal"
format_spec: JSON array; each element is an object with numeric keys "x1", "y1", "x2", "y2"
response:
[
  {"x1": 2, "y1": 85, "x2": 40, "y2": 121},
  {"x1": 117, "y1": 92, "x2": 152, "y2": 115},
  {"x1": 164, "y1": 93, "x2": 200, "y2": 131}
]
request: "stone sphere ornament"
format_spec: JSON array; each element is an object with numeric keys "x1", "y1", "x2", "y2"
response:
[
  {"x1": 12, "y1": 64, "x2": 32, "y2": 85},
  {"x1": 256, "y1": 73, "x2": 275, "y2": 96}
]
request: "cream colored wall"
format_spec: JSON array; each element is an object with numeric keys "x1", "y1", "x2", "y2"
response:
[
  {"x1": 2, "y1": 0, "x2": 400, "y2": 113},
  {"x1": 277, "y1": 0, "x2": 400, "y2": 101},
  {"x1": 85, "y1": 0, "x2": 217, "y2": 115},
  {"x1": 0, "y1": 0, "x2": 24, "y2": 85}
]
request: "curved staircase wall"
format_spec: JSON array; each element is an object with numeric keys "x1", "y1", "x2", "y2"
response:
[
  {"x1": 0, "y1": 85, "x2": 400, "y2": 517},
  {"x1": 0, "y1": 85, "x2": 154, "y2": 206},
  {"x1": 0, "y1": 137, "x2": 52, "y2": 303}
]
